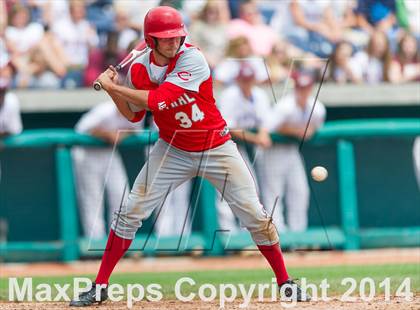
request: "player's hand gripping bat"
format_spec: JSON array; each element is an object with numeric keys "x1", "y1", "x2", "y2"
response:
[{"x1": 93, "y1": 40, "x2": 149, "y2": 91}]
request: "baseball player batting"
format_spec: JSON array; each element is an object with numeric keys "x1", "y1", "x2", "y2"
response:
[{"x1": 70, "y1": 6, "x2": 309, "y2": 306}]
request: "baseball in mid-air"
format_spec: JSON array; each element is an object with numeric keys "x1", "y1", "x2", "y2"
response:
[{"x1": 311, "y1": 166, "x2": 328, "y2": 182}]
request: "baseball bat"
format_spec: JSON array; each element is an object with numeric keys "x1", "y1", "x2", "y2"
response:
[{"x1": 93, "y1": 40, "x2": 150, "y2": 91}]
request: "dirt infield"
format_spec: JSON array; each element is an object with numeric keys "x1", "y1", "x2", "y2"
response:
[
  {"x1": 2, "y1": 248, "x2": 419, "y2": 277},
  {"x1": 1, "y1": 297, "x2": 419, "y2": 310}
]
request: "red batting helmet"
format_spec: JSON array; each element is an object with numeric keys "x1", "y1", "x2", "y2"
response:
[{"x1": 144, "y1": 6, "x2": 187, "y2": 49}]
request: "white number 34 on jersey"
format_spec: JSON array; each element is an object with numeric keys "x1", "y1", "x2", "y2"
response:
[{"x1": 175, "y1": 104, "x2": 205, "y2": 128}]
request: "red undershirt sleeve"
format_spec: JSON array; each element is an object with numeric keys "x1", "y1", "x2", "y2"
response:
[{"x1": 129, "y1": 110, "x2": 146, "y2": 123}]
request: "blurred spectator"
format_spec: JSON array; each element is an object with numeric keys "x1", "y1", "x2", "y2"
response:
[
  {"x1": 84, "y1": 31, "x2": 126, "y2": 87},
  {"x1": 328, "y1": 41, "x2": 360, "y2": 83},
  {"x1": 265, "y1": 40, "x2": 312, "y2": 84},
  {"x1": 20, "y1": 31, "x2": 68, "y2": 88},
  {"x1": 0, "y1": 51, "x2": 22, "y2": 138},
  {"x1": 227, "y1": 0, "x2": 241, "y2": 19},
  {"x1": 355, "y1": 0, "x2": 402, "y2": 52},
  {"x1": 331, "y1": 0, "x2": 358, "y2": 28},
  {"x1": 52, "y1": 0, "x2": 99, "y2": 88},
  {"x1": 113, "y1": 0, "x2": 159, "y2": 33},
  {"x1": 265, "y1": 41, "x2": 291, "y2": 84},
  {"x1": 258, "y1": 69, "x2": 326, "y2": 232},
  {"x1": 355, "y1": 0, "x2": 397, "y2": 34},
  {"x1": 73, "y1": 101, "x2": 141, "y2": 240},
  {"x1": 85, "y1": 0, "x2": 115, "y2": 35},
  {"x1": 33, "y1": 0, "x2": 70, "y2": 27},
  {"x1": 183, "y1": 0, "x2": 230, "y2": 23},
  {"x1": 270, "y1": 0, "x2": 342, "y2": 58},
  {"x1": 217, "y1": 63, "x2": 272, "y2": 231},
  {"x1": 8, "y1": 17, "x2": 69, "y2": 89},
  {"x1": 395, "y1": 0, "x2": 419, "y2": 36},
  {"x1": 214, "y1": 36, "x2": 268, "y2": 86},
  {"x1": 189, "y1": 0, "x2": 229, "y2": 69},
  {"x1": 349, "y1": 30, "x2": 393, "y2": 83},
  {"x1": 114, "y1": 8, "x2": 139, "y2": 52},
  {"x1": 389, "y1": 33, "x2": 420, "y2": 83},
  {"x1": 22, "y1": 0, "x2": 70, "y2": 26},
  {"x1": 256, "y1": 0, "x2": 280, "y2": 24},
  {"x1": 0, "y1": 1, "x2": 7, "y2": 35},
  {"x1": 228, "y1": 0, "x2": 278, "y2": 57},
  {"x1": 5, "y1": 4, "x2": 44, "y2": 74},
  {"x1": 331, "y1": 0, "x2": 370, "y2": 49}
]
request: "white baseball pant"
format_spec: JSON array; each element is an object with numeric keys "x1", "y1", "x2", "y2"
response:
[
  {"x1": 111, "y1": 139, "x2": 278, "y2": 246},
  {"x1": 216, "y1": 144, "x2": 259, "y2": 232}
]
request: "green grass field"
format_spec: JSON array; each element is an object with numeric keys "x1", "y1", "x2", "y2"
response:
[{"x1": 1, "y1": 263, "x2": 418, "y2": 301}]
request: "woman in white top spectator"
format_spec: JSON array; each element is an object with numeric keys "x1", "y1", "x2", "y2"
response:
[
  {"x1": 189, "y1": 0, "x2": 229, "y2": 69},
  {"x1": 5, "y1": 4, "x2": 44, "y2": 87},
  {"x1": 328, "y1": 41, "x2": 360, "y2": 84},
  {"x1": 389, "y1": 33, "x2": 420, "y2": 83},
  {"x1": 5, "y1": 5, "x2": 44, "y2": 56},
  {"x1": 349, "y1": 30, "x2": 392, "y2": 84},
  {"x1": 52, "y1": 0, "x2": 99, "y2": 88},
  {"x1": 214, "y1": 36, "x2": 268, "y2": 86},
  {"x1": 114, "y1": 8, "x2": 139, "y2": 53}
]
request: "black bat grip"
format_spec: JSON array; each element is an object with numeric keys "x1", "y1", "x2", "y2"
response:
[{"x1": 93, "y1": 81, "x2": 102, "y2": 91}]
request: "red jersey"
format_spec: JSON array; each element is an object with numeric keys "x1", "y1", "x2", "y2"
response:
[{"x1": 126, "y1": 43, "x2": 231, "y2": 152}]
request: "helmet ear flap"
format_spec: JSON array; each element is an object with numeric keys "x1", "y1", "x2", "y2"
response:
[{"x1": 145, "y1": 36, "x2": 155, "y2": 49}]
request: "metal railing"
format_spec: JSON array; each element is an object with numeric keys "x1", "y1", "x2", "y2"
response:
[{"x1": 1, "y1": 118, "x2": 419, "y2": 261}]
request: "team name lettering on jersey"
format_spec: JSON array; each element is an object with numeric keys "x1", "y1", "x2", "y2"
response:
[
  {"x1": 170, "y1": 93, "x2": 195, "y2": 109},
  {"x1": 158, "y1": 101, "x2": 168, "y2": 110}
]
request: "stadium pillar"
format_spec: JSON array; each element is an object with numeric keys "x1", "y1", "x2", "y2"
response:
[
  {"x1": 337, "y1": 140, "x2": 360, "y2": 250},
  {"x1": 56, "y1": 146, "x2": 79, "y2": 261}
]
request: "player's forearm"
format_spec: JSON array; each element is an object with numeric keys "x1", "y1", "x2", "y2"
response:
[
  {"x1": 230, "y1": 130, "x2": 259, "y2": 145},
  {"x1": 278, "y1": 124, "x2": 304, "y2": 138},
  {"x1": 90, "y1": 128, "x2": 114, "y2": 143},
  {"x1": 108, "y1": 84, "x2": 150, "y2": 111},
  {"x1": 108, "y1": 92, "x2": 136, "y2": 121},
  {"x1": 279, "y1": 124, "x2": 316, "y2": 139}
]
